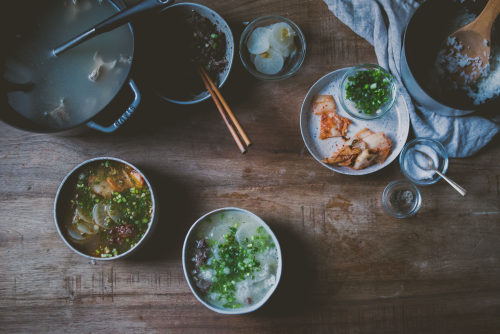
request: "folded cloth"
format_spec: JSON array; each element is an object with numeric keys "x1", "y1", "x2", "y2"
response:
[{"x1": 323, "y1": 0, "x2": 499, "y2": 157}]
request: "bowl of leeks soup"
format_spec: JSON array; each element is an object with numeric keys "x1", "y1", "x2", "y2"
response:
[
  {"x1": 1, "y1": 0, "x2": 147, "y2": 134},
  {"x1": 54, "y1": 157, "x2": 158, "y2": 260},
  {"x1": 182, "y1": 207, "x2": 282, "y2": 314}
]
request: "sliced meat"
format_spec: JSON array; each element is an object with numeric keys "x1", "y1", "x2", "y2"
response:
[
  {"x1": 105, "y1": 169, "x2": 134, "y2": 193},
  {"x1": 194, "y1": 239, "x2": 211, "y2": 268},
  {"x1": 109, "y1": 224, "x2": 137, "y2": 245},
  {"x1": 129, "y1": 170, "x2": 144, "y2": 189},
  {"x1": 88, "y1": 169, "x2": 115, "y2": 199},
  {"x1": 89, "y1": 52, "x2": 117, "y2": 82},
  {"x1": 44, "y1": 98, "x2": 70, "y2": 126},
  {"x1": 88, "y1": 166, "x2": 140, "y2": 198}
]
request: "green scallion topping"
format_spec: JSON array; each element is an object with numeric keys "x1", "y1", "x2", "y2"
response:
[
  {"x1": 345, "y1": 67, "x2": 392, "y2": 115},
  {"x1": 200, "y1": 224, "x2": 275, "y2": 308}
]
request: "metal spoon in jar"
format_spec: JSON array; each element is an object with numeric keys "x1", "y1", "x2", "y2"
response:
[{"x1": 413, "y1": 150, "x2": 467, "y2": 196}]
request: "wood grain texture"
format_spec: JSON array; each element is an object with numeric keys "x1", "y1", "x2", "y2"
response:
[{"x1": 1, "y1": 0, "x2": 500, "y2": 333}]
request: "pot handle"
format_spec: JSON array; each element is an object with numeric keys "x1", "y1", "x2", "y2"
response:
[{"x1": 86, "y1": 79, "x2": 141, "y2": 133}]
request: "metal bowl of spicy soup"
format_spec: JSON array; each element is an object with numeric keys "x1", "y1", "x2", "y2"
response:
[
  {"x1": 54, "y1": 157, "x2": 158, "y2": 260},
  {"x1": 1, "y1": 0, "x2": 147, "y2": 134}
]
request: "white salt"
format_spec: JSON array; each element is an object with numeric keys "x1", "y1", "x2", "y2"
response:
[{"x1": 405, "y1": 144, "x2": 440, "y2": 181}]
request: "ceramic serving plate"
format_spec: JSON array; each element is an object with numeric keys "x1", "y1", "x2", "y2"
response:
[{"x1": 300, "y1": 68, "x2": 410, "y2": 175}]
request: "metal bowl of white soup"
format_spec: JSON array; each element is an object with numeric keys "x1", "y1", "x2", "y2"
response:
[{"x1": 182, "y1": 207, "x2": 282, "y2": 314}]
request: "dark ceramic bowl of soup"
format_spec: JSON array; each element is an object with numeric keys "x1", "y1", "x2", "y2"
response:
[
  {"x1": 54, "y1": 157, "x2": 158, "y2": 260},
  {"x1": 135, "y1": 2, "x2": 234, "y2": 104}
]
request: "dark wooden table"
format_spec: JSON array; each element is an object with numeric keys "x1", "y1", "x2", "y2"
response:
[{"x1": 1, "y1": 0, "x2": 500, "y2": 333}]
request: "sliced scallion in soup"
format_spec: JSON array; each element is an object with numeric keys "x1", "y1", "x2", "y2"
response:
[
  {"x1": 64, "y1": 160, "x2": 152, "y2": 258},
  {"x1": 190, "y1": 211, "x2": 278, "y2": 309}
]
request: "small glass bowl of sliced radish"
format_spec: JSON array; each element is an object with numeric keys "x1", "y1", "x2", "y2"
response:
[{"x1": 240, "y1": 15, "x2": 306, "y2": 80}]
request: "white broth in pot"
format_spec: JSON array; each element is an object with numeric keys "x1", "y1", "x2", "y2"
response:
[{"x1": 4, "y1": 0, "x2": 133, "y2": 130}]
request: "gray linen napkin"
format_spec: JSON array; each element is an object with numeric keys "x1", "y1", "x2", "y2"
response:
[{"x1": 323, "y1": 0, "x2": 499, "y2": 157}]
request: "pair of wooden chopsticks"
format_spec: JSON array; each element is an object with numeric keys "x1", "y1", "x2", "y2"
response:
[{"x1": 198, "y1": 66, "x2": 251, "y2": 154}]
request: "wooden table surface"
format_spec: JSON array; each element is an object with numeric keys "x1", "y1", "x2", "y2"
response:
[{"x1": 1, "y1": 0, "x2": 500, "y2": 333}]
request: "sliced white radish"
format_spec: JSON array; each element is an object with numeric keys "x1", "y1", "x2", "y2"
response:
[
  {"x1": 273, "y1": 41, "x2": 297, "y2": 58},
  {"x1": 76, "y1": 207, "x2": 93, "y2": 224},
  {"x1": 208, "y1": 221, "x2": 234, "y2": 244},
  {"x1": 72, "y1": 209, "x2": 98, "y2": 235},
  {"x1": 105, "y1": 203, "x2": 121, "y2": 224},
  {"x1": 66, "y1": 223, "x2": 86, "y2": 241},
  {"x1": 92, "y1": 203, "x2": 107, "y2": 228},
  {"x1": 247, "y1": 27, "x2": 272, "y2": 55},
  {"x1": 76, "y1": 221, "x2": 93, "y2": 235},
  {"x1": 252, "y1": 261, "x2": 270, "y2": 282},
  {"x1": 269, "y1": 22, "x2": 295, "y2": 49},
  {"x1": 254, "y1": 49, "x2": 284, "y2": 75},
  {"x1": 249, "y1": 53, "x2": 257, "y2": 65},
  {"x1": 235, "y1": 222, "x2": 259, "y2": 244}
]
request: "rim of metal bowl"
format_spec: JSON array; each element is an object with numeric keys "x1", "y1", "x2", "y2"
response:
[
  {"x1": 239, "y1": 15, "x2": 306, "y2": 81},
  {"x1": 182, "y1": 207, "x2": 283, "y2": 314},
  {"x1": 154, "y1": 2, "x2": 234, "y2": 104},
  {"x1": 399, "y1": 137, "x2": 449, "y2": 186},
  {"x1": 382, "y1": 179, "x2": 422, "y2": 218},
  {"x1": 54, "y1": 157, "x2": 158, "y2": 261},
  {"x1": 339, "y1": 63, "x2": 397, "y2": 120}
]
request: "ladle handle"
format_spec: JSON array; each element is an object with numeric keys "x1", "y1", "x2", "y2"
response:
[
  {"x1": 94, "y1": 0, "x2": 174, "y2": 33},
  {"x1": 53, "y1": 0, "x2": 175, "y2": 56},
  {"x1": 435, "y1": 170, "x2": 467, "y2": 196}
]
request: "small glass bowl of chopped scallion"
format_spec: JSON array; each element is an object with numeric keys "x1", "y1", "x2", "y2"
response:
[{"x1": 340, "y1": 64, "x2": 397, "y2": 120}]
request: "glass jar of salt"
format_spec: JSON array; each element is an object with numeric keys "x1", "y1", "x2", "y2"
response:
[{"x1": 399, "y1": 138, "x2": 449, "y2": 186}]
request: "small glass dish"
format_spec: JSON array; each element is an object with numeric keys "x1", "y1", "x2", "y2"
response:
[
  {"x1": 239, "y1": 15, "x2": 306, "y2": 80},
  {"x1": 339, "y1": 64, "x2": 397, "y2": 120},
  {"x1": 382, "y1": 180, "x2": 422, "y2": 218},
  {"x1": 399, "y1": 138, "x2": 449, "y2": 186}
]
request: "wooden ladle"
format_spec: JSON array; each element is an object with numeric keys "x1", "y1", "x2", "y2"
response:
[{"x1": 445, "y1": 0, "x2": 500, "y2": 83}]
